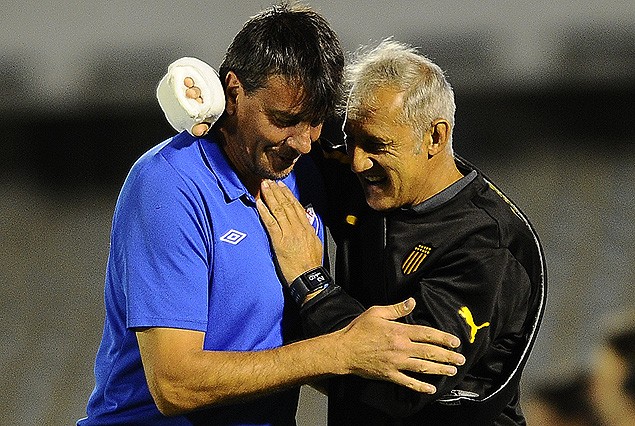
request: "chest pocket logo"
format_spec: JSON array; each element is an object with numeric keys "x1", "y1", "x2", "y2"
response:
[
  {"x1": 304, "y1": 205, "x2": 320, "y2": 235},
  {"x1": 458, "y1": 306, "x2": 490, "y2": 343},
  {"x1": 402, "y1": 244, "x2": 432, "y2": 275}
]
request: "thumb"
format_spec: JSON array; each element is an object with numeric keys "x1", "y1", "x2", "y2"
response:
[
  {"x1": 191, "y1": 122, "x2": 210, "y2": 137},
  {"x1": 375, "y1": 297, "x2": 416, "y2": 320}
]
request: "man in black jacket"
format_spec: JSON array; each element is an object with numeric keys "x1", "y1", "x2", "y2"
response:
[{"x1": 257, "y1": 39, "x2": 546, "y2": 425}]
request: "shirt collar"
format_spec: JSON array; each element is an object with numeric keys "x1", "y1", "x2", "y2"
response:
[
  {"x1": 199, "y1": 134, "x2": 296, "y2": 203},
  {"x1": 199, "y1": 134, "x2": 250, "y2": 202},
  {"x1": 408, "y1": 169, "x2": 477, "y2": 214}
]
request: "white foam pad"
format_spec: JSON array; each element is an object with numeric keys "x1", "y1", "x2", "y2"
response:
[{"x1": 156, "y1": 57, "x2": 225, "y2": 135}]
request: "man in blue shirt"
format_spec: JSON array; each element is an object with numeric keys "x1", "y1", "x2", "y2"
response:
[{"x1": 78, "y1": 5, "x2": 465, "y2": 425}]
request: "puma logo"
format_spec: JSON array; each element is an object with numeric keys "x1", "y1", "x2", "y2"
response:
[{"x1": 458, "y1": 306, "x2": 490, "y2": 343}]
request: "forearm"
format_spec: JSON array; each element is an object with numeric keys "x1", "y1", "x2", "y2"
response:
[
  {"x1": 300, "y1": 289, "x2": 472, "y2": 417},
  {"x1": 138, "y1": 328, "x2": 347, "y2": 416}
]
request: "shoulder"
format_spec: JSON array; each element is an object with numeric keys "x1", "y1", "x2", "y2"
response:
[
  {"x1": 468, "y1": 174, "x2": 538, "y2": 251},
  {"x1": 124, "y1": 132, "x2": 215, "y2": 196},
  {"x1": 114, "y1": 133, "x2": 214, "y2": 220},
  {"x1": 400, "y1": 171, "x2": 539, "y2": 273},
  {"x1": 130, "y1": 132, "x2": 203, "y2": 181},
  {"x1": 454, "y1": 157, "x2": 537, "y2": 244},
  {"x1": 448, "y1": 172, "x2": 544, "y2": 294}
]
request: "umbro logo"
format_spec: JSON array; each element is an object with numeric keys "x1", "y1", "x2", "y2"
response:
[{"x1": 220, "y1": 229, "x2": 247, "y2": 245}]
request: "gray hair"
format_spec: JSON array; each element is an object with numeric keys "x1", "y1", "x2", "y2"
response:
[{"x1": 345, "y1": 39, "x2": 456, "y2": 142}]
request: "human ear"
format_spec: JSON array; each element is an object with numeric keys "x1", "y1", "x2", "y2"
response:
[
  {"x1": 224, "y1": 71, "x2": 242, "y2": 115},
  {"x1": 428, "y1": 119, "x2": 450, "y2": 156}
]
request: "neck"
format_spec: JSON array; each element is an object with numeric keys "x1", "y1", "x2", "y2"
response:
[
  {"x1": 422, "y1": 152, "x2": 464, "y2": 201},
  {"x1": 216, "y1": 125, "x2": 263, "y2": 198}
]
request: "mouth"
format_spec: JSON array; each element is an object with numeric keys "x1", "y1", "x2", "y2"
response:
[
  {"x1": 359, "y1": 173, "x2": 387, "y2": 187},
  {"x1": 357, "y1": 171, "x2": 394, "y2": 210},
  {"x1": 278, "y1": 151, "x2": 300, "y2": 164},
  {"x1": 266, "y1": 146, "x2": 300, "y2": 169},
  {"x1": 274, "y1": 151, "x2": 300, "y2": 167}
]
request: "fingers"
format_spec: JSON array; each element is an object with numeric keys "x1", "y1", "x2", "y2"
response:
[
  {"x1": 400, "y1": 356, "x2": 458, "y2": 377},
  {"x1": 256, "y1": 179, "x2": 315, "y2": 248},
  {"x1": 360, "y1": 301, "x2": 466, "y2": 369},
  {"x1": 276, "y1": 182, "x2": 316, "y2": 230},
  {"x1": 258, "y1": 179, "x2": 323, "y2": 283},
  {"x1": 183, "y1": 77, "x2": 211, "y2": 136},
  {"x1": 184, "y1": 77, "x2": 204, "y2": 103},
  {"x1": 407, "y1": 341, "x2": 466, "y2": 367},
  {"x1": 186, "y1": 87, "x2": 203, "y2": 103},
  {"x1": 259, "y1": 180, "x2": 314, "y2": 231},
  {"x1": 408, "y1": 324, "x2": 462, "y2": 351},
  {"x1": 191, "y1": 123, "x2": 210, "y2": 137},
  {"x1": 255, "y1": 197, "x2": 282, "y2": 239},
  {"x1": 368, "y1": 299, "x2": 463, "y2": 351},
  {"x1": 385, "y1": 371, "x2": 438, "y2": 394},
  {"x1": 371, "y1": 298, "x2": 416, "y2": 321},
  {"x1": 259, "y1": 180, "x2": 293, "y2": 228}
]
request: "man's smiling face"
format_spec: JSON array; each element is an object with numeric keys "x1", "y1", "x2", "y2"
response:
[
  {"x1": 345, "y1": 86, "x2": 433, "y2": 212},
  {"x1": 224, "y1": 74, "x2": 322, "y2": 186}
]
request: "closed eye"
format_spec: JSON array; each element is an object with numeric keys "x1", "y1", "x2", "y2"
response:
[
  {"x1": 271, "y1": 116, "x2": 300, "y2": 128},
  {"x1": 360, "y1": 138, "x2": 391, "y2": 154},
  {"x1": 266, "y1": 109, "x2": 303, "y2": 128}
]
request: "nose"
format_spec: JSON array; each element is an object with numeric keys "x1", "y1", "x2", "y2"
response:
[
  {"x1": 285, "y1": 123, "x2": 322, "y2": 155},
  {"x1": 349, "y1": 145, "x2": 373, "y2": 174}
]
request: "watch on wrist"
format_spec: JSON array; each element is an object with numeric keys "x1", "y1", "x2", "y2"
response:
[{"x1": 288, "y1": 266, "x2": 332, "y2": 305}]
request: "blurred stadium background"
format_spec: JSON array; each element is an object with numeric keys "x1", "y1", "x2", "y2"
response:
[{"x1": 1, "y1": 1, "x2": 634, "y2": 424}]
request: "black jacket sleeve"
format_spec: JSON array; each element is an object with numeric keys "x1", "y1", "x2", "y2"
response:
[
  {"x1": 299, "y1": 285, "x2": 365, "y2": 335},
  {"x1": 299, "y1": 247, "x2": 533, "y2": 419}
]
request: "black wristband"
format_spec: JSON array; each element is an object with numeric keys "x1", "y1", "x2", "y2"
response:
[{"x1": 288, "y1": 266, "x2": 332, "y2": 305}]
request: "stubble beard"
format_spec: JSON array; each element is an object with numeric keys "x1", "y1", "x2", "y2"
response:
[{"x1": 250, "y1": 150, "x2": 294, "y2": 181}]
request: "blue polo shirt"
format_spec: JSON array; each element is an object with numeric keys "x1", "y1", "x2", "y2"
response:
[{"x1": 79, "y1": 132, "x2": 325, "y2": 425}]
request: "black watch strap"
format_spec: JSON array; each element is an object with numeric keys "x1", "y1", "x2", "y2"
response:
[{"x1": 288, "y1": 266, "x2": 332, "y2": 305}]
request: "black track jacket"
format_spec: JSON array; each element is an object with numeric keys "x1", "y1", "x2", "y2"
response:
[{"x1": 302, "y1": 151, "x2": 547, "y2": 425}]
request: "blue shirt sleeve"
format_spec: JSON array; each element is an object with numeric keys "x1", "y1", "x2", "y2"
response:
[{"x1": 111, "y1": 150, "x2": 210, "y2": 331}]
